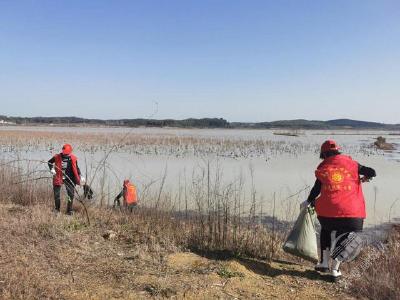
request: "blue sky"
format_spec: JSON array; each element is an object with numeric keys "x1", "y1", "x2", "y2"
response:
[{"x1": 0, "y1": 0, "x2": 399, "y2": 122}]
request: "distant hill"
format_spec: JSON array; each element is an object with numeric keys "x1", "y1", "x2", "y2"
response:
[
  {"x1": 233, "y1": 118, "x2": 400, "y2": 130},
  {"x1": 0, "y1": 115, "x2": 399, "y2": 130},
  {"x1": 325, "y1": 119, "x2": 388, "y2": 129},
  {"x1": 0, "y1": 115, "x2": 230, "y2": 128}
]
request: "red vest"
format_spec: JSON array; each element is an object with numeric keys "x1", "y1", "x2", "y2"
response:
[
  {"x1": 123, "y1": 182, "x2": 137, "y2": 205},
  {"x1": 53, "y1": 153, "x2": 81, "y2": 186},
  {"x1": 315, "y1": 155, "x2": 366, "y2": 218}
]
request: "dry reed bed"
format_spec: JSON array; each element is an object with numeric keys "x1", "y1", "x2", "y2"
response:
[{"x1": 0, "y1": 129, "x2": 375, "y2": 158}]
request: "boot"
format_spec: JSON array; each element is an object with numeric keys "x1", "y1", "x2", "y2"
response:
[
  {"x1": 331, "y1": 259, "x2": 342, "y2": 282},
  {"x1": 66, "y1": 198, "x2": 73, "y2": 215},
  {"x1": 315, "y1": 248, "x2": 330, "y2": 273}
]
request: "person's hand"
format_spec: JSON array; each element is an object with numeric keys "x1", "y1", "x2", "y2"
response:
[
  {"x1": 50, "y1": 168, "x2": 56, "y2": 175},
  {"x1": 80, "y1": 176, "x2": 86, "y2": 185},
  {"x1": 300, "y1": 200, "x2": 310, "y2": 210},
  {"x1": 113, "y1": 199, "x2": 120, "y2": 208}
]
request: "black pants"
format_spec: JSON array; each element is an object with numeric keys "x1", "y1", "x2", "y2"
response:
[
  {"x1": 318, "y1": 217, "x2": 363, "y2": 260},
  {"x1": 114, "y1": 199, "x2": 137, "y2": 212},
  {"x1": 53, "y1": 181, "x2": 75, "y2": 213}
]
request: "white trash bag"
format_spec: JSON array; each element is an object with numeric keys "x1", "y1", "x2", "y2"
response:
[{"x1": 283, "y1": 206, "x2": 319, "y2": 262}]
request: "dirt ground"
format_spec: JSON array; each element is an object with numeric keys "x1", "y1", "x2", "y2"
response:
[{"x1": 0, "y1": 204, "x2": 354, "y2": 299}]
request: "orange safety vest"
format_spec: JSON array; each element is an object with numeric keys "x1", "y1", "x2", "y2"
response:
[
  {"x1": 315, "y1": 154, "x2": 365, "y2": 218},
  {"x1": 53, "y1": 153, "x2": 81, "y2": 186},
  {"x1": 123, "y1": 182, "x2": 138, "y2": 205}
]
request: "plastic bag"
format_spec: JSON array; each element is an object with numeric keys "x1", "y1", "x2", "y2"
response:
[{"x1": 283, "y1": 206, "x2": 319, "y2": 262}]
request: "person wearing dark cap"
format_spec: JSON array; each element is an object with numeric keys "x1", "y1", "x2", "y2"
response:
[
  {"x1": 48, "y1": 144, "x2": 84, "y2": 215},
  {"x1": 303, "y1": 140, "x2": 376, "y2": 280}
]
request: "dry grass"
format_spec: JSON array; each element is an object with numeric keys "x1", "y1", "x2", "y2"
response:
[
  {"x1": 0, "y1": 160, "x2": 283, "y2": 258},
  {"x1": 345, "y1": 226, "x2": 400, "y2": 299},
  {"x1": 0, "y1": 202, "x2": 352, "y2": 299},
  {"x1": 374, "y1": 136, "x2": 395, "y2": 151},
  {"x1": 0, "y1": 161, "x2": 288, "y2": 297},
  {"x1": 0, "y1": 160, "x2": 341, "y2": 299},
  {"x1": 6, "y1": 157, "x2": 394, "y2": 299},
  {"x1": 0, "y1": 202, "x2": 179, "y2": 299}
]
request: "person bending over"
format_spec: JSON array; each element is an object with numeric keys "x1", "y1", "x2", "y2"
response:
[{"x1": 114, "y1": 179, "x2": 138, "y2": 212}]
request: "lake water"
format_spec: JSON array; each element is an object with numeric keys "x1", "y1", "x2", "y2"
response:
[{"x1": 1, "y1": 125, "x2": 399, "y2": 225}]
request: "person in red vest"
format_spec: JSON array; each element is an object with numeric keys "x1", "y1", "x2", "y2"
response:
[
  {"x1": 304, "y1": 140, "x2": 376, "y2": 280},
  {"x1": 113, "y1": 179, "x2": 138, "y2": 211},
  {"x1": 48, "y1": 144, "x2": 84, "y2": 215}
]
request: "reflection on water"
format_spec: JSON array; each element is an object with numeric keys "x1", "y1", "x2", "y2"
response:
[{"x1": 384, "y1": 146, "x2": 400, "y2": 162}]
